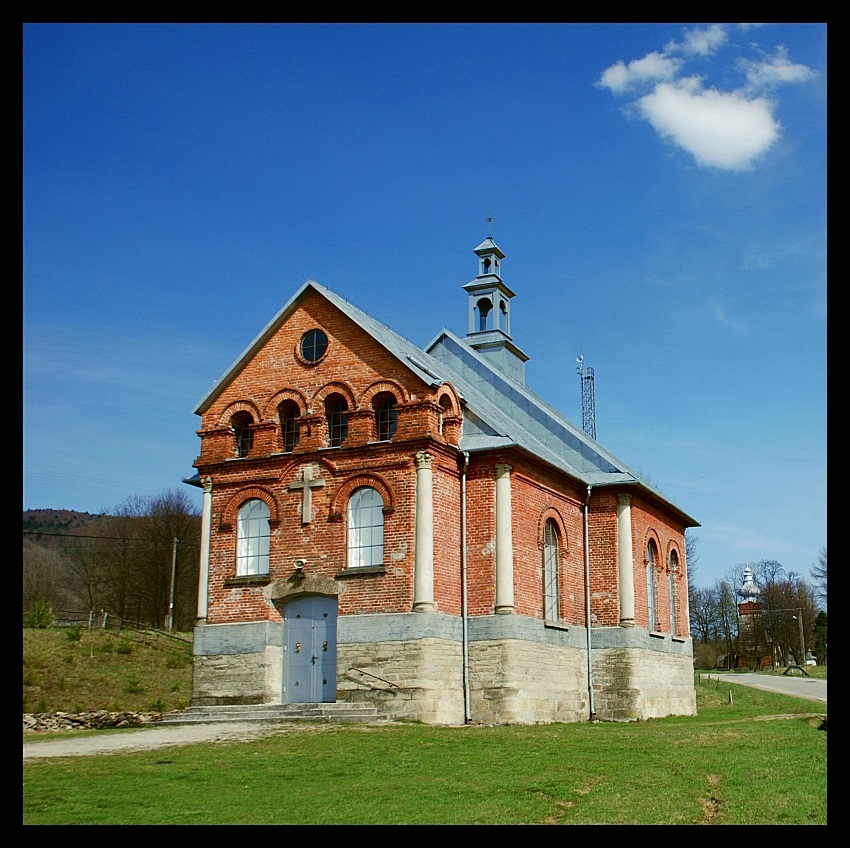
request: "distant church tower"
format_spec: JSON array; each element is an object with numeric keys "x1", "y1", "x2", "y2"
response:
[
  {"x1": 737, "y1": 566, "x2": 763, "y2": 667},
  {"x1": 463, "y1": 237, "x2": 529, "y2": 384}
]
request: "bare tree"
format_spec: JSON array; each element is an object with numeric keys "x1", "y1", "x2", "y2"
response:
[
  {"x1": 109, "y1": 489, "x2": 201, "y2": 630},
  {"x1": 23, "y1": 540, "x2": 76, "y2": 613},
  {"x1": 811, "y1": 547, "x2": 827, "y2": 609}
]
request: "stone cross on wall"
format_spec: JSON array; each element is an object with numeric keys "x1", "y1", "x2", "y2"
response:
[{"x1": 289, "y1": 464, "x2": 325, "y2": 524}]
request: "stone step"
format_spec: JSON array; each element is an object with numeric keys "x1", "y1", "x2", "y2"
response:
[{"x1": 159, "y1": 702, "x2": 388, "y2": 725}]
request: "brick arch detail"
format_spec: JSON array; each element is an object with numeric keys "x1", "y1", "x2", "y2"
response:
[
  {"x1": 537, "y1": 506, "x2": 569, "y2": 557},
  {"x1": 329, "y1": 473, "x2": 395, "y2": 519},
  {"x1": 665, "y1": 540, "x2": 682, "y2": 575},
  {"x1": 311, "y1": 381, "x2": 357, "y2": 411},
  {"x1": 359, "y1": 379, "x2": 409, "y2": 407},
  {"x1": 643, "y1": 529, "x2": 663, "y2": 568},
  {"x1": 277, "y1": 457, "x2": 338, "y2": 486},
  {"x1": 218, "y1": 400, "x2": 262, "y2": 427},
  {"x1": 220, "y1": 486, "x2": 281, "y2": 531},
  {"x1": 262, "y1": 388, "x2": 309, "y2": 421},
  {"x1": 434, "y1": 383, "x2": 462, "y2": 417}
]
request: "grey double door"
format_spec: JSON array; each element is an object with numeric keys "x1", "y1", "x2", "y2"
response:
[{"x1": 283, "y1": 595, "x2": 337, "y2": 703}]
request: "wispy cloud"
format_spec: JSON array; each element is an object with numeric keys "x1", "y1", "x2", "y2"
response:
[
  {"x1": 664, "y1": 23, "x2": 728, "y2": 57},
  {"x1": 597, "y1": 25, "x2": 816, "y2": 171},
  {"x1": 710, "y1": 301, "x2": 747, "y2": 331}
]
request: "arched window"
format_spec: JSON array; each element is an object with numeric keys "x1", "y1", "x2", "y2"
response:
[
  {"x1": 438, "y1": 394, "x2": 452, "y2": 436},
  {"x1": 278, "y1": 400, "x2": 300, "y2": 452},
  {"x1": 668, "y1": 549, "x2": 679, "y2": 635},
  {"x1": 646, "y1": 540, "x2": 659, "y2": 631},
  {"x1": 477, "y1": 298, "x2": 492, "y2": 332},
  {"x1": 326, "y1": 395, "x2": 348, "y2": 447},
  {"x1": 231, "y1": 411, "x2": 254, "y2": 458},
  {"x1": 347, "y1": 487, "x2": 384, "y2": 568},
  {"x1": 374, "y1": 395, "x2": 398, "y2": 442},
  {"x1": 236, "y1": 499, "x2": 270, "y2": 576},
  {"x1": 542, "y1": 519, "x2": 560, "y2": 621}
]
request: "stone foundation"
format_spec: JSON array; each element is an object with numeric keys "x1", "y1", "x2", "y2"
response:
[{"x1": 191, "y1": 614, "x2": 695, "y2": 724}]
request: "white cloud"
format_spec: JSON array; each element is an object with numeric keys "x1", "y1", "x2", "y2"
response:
[
  {"x1": 738, "y1": 45, "x2": 816, "y2": 92},
  {"x1": 665, "y1": 24, "x2": 728, "y2": 57},
  {"x1": 597, "y1": 25, "x2": 816, "y2": 171},
  {"x1": 597, "y1": 51, "x2": 680, "y2": 93},
  {"x1": 638, "y1": 81, "x2": 779, "y2": 170}
]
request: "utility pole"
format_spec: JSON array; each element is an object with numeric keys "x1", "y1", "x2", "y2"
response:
[
  {"x1": 165, "y1": 537, "x2": 178, "y2": 632},
  {"x1": 795, "y1": 608, "x2": 806, "y2": 665}
]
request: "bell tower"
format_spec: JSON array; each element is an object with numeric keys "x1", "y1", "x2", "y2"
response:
[{"x1": 463, "y1": 237, "x2": 529, "y2": 384}]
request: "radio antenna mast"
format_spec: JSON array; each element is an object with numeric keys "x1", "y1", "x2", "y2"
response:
[{"x1": 576, "y1": 354, "x2": 597, "y2": 440}]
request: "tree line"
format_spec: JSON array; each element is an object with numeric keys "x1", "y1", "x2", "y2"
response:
[
  {"x1": 687, "y1": 549, "x2": 827, "y2": 670},
  {"x1": 23, "y1": 490, "x2": 201, "y2": 632}
]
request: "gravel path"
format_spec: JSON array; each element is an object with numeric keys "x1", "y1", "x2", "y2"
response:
[{"x1": 23, "y1": 721, "x2": 320, "y2": 760}]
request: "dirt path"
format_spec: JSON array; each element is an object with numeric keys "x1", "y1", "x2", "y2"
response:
[{"x1": 23, "y1": 721, "x2": 325, "y2": 759}]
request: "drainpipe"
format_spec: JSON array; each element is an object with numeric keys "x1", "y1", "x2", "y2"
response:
[
  {"x1": 584, "y1": 485, "x2": 596, "y2": 720},
  {"x1": 461, "y1": 451, "x2": 472, "y2": 723}
]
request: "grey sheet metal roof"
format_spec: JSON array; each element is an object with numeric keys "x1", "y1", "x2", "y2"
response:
[{"x1": 194, "y1": 280, "x2": 697, "y2": 525}]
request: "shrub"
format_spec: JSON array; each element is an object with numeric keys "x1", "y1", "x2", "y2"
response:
[
  {"x1": 65, "y1": 625, "x2": 83, "y2": 643},
  {"x1": 124, "y1": 676, "x2": 144, "y2": 695},
  {"x1": 115, "y1": 639, "x2": 133, "y2": 655},
  {"x1": 23, "y1": 600, "x2": 54, "y2": 629}
]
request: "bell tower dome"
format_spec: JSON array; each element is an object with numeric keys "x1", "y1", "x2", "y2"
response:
[{"x1": 463, "y1": 237, "x2": 529, "y2": 384}]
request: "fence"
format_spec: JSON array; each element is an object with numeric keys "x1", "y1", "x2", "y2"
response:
[{"x1": 46, "y1": 609, "x2": 193, "y2": 648}]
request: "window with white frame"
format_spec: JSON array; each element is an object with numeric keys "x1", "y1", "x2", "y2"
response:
[
  {"x1": 543, "y1": 519, "x2": 560, "y2": 621},
  {"x1": 347, "y1": 486, "x2": 384, "y2": 568},
  {"x1": 668, "y1": 549, "x2": 679, "y2": 635},
  {"x1": 236, "y1": 498, "x2": 270, "y2": 576},
  {"x1": 646, "y1": 539, "x2": 658, "y2": 631}
]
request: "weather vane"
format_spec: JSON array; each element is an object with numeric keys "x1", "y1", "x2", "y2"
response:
[{"x1": 484, "y1": 211, "x2": 496, "y2": 238}]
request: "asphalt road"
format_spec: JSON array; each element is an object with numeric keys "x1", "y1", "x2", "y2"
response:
[{"x1": 701, "y1": 671, "x2": 827, "y2": 703}]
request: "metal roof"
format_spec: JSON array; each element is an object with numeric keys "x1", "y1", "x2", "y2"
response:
[{"x1": 194, "y1": 280, "x2": 698, "y2": 526}]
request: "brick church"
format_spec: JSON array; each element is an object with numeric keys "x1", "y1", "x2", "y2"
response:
[{"x1": 188, "y1": 237, "x2": 698, "y2": 724}]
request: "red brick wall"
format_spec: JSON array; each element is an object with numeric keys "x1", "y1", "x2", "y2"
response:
[
  {"x1": 629, "y1": 496, "x2": 687, "y2": 634},
  {"x1": 194, "y1": 288, "x2": 689, "y2": 633}
]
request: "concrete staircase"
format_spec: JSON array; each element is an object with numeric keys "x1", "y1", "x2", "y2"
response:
[{"x1": 158, "y1": 701, "x2": 389, "y2": 726}]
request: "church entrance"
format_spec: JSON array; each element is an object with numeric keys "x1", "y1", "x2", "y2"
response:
[{"x1": 282, "y1": 595, "x2": 337, "y2": 703}]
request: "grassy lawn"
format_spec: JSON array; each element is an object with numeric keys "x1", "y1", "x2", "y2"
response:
[
  {"x1": 23, "y1": 679, "x2": 826, "y2": 825},
  {"x1": 23, "y1": 626, "x2": 193, "y2": 715}
]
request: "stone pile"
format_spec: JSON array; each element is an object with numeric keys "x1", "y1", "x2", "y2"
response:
[{"x1": 23, "y1": 710, "x2": 163, "y2": 734}]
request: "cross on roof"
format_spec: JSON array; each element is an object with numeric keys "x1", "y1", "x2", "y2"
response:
[{"x1": 289, "y1": 464, "x2": 325, "y2": 524}]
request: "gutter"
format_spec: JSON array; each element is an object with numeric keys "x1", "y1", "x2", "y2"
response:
[
  {"x1": 584, "y1": 484, "x2": 596, "y2": 720},
  {"x1": 461, "y1": 451, "x2": 472, "y2": 724}
]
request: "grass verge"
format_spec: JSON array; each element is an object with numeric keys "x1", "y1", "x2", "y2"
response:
[{"x1": 23, "y1": 680, "x2": 826, "y2": 825}]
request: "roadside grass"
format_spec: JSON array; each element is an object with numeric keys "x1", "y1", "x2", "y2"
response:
[
  {"x1": 696, "y1": 664, "x2": 827, "y2": 680},
  {"x1": 23, "y1": 627, "x2": 192, "y2": 715},
  {"x1": 23, "y1": 680, "x2": 826, "y2": 825}
]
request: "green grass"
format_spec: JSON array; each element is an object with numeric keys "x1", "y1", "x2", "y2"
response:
[
  {"x1": 23, "y1": 626, "x2": 192, "y2": 715},
  {"x1": 23, "y1": 680, "x2": 826, "y2": 825}
]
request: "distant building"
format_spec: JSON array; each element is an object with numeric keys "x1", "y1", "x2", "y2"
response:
[{"x1": 188, "y1": 237, "x2": 698, "y2": 724}]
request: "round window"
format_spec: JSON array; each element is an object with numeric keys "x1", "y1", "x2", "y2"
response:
[{"x1": 299, "y1": 329, "x2": 328, "y2": 363}]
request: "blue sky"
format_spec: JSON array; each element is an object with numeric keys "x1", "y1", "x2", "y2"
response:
[{"x1": 23, "y1": 23, "x2": 826, "y2": 588}]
